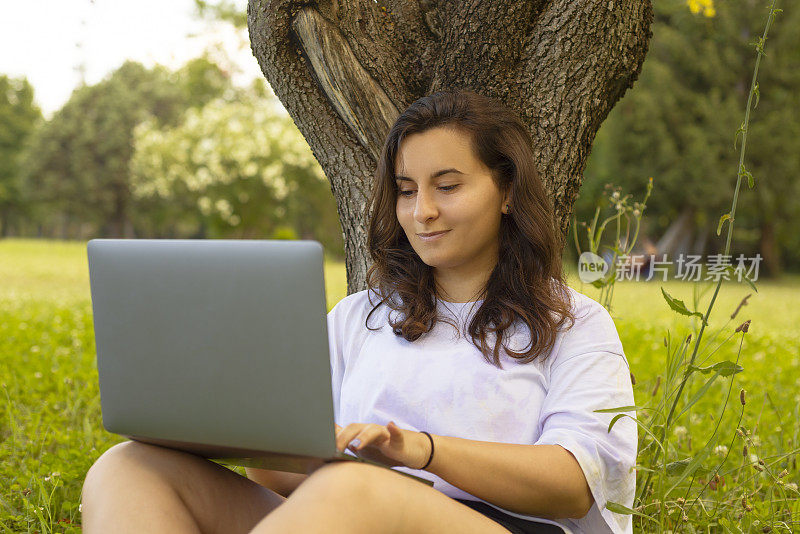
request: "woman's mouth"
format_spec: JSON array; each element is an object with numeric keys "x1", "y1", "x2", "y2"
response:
[{"x1": 416, "y1": 230, "x2": 450, "y2": 242}]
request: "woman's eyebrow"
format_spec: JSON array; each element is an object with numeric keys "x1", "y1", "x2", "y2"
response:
[{"x1": 395, "y1": 168, "x2": 465, "y2": 182}]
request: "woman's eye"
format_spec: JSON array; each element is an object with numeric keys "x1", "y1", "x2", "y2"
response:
[{"x1": 397, "y1": 185, "x2": 458, "y2": 197}]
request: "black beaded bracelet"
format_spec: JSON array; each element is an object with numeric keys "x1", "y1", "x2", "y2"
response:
[{"x1": 420, "y1": 431, "x2": 435, "y2": 470}]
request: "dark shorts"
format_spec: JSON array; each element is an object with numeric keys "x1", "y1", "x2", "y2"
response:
[{"x1": 454, "y1": 499, "x2": 566, "y2": 534}]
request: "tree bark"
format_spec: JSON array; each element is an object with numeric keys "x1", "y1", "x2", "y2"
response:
[
  {"x1": 759, "y1": 220, "x2": 782, "y2": 279},
  {"x1": 248, "y1": 0, "x2": 653, "y2": 293},
  {"x1": 0, "y1": 209, "x2": 8, "y2": 237}
]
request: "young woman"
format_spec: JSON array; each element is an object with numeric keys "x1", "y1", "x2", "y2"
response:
[{"x1": 80, "y1": 90, "x2": 637, "y2": 534}]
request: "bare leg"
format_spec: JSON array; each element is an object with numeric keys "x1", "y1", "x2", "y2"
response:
[
  {"x1": 249, "y1": 461, "x2": 513, "y2": 534},
  {"x1": 81, "y1": 440, "x2": 286, "y2": 534}
]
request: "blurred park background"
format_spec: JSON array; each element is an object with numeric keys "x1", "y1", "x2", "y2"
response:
[
  {"x1": 2, "y1": 1, "x2": 800, "y2": 531},
  {"x1": 0, "y1": 0, "x2": 798, "y2": 275}
]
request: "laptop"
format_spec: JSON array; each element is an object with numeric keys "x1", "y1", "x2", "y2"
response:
[{"x1": 86, "y1": 239, "x2": 432, "y2": 486}]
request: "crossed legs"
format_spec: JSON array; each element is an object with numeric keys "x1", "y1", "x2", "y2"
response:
[{"x1": 81, "y1": 440, "x2": 512, "y2": 533}]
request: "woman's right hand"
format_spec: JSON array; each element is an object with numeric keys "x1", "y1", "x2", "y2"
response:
[{"x1": 334, "y1": 423, "x2": 416, "y2": 467}]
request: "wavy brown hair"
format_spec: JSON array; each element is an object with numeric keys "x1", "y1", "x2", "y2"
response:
[{"x1": 364, "y1": 89, "x2": 575, "y2": 368}]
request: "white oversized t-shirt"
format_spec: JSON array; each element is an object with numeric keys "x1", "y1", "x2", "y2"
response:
[{"x1": 326, "y1": 286, "x2": 637, "y2": 534}]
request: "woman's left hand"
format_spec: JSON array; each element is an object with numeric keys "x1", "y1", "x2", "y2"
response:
[{"x1": 334, "y1": 421, "x2": 429, "y2": 469}]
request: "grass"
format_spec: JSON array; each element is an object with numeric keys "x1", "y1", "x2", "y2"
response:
[
  {"x1": 1, "y1": 238, "x2": 798, "y2": 532},
  {"x1": 566, "y1": 266, "x2": 800, "y2": 530},
  {"x1": 0, "y1": 239, "x2": 349, "y2": 310}
]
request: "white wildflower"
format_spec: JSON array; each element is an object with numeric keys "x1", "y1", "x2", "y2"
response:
[
  {"x1": 198, "y1": 197, "x2": 212, "y2": 216},
  {"x1": 243, "y1": 162, "x2": 258, "y2": 177},
  {"x1": 214, "y1": 199, "x2": 233, "y2": 218}
]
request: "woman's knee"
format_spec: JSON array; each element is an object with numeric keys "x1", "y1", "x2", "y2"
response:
[
  {"x1": 295, "y1": 461, "x2": 395, "y2": 504},
  {"x1": 80, "y1": 441, "x2": 211, "y2": 533},
  {"x1": 83, "y1": 440, "x2": 182, "y2": 496},
  {"x1": 83, "y1": 440, "x2": 288, "y2": 533},
  {"x1": 84, "y1": 441, "x2": 135, "y2": 487}
]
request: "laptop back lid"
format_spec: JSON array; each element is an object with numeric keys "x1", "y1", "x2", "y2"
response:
[{"x1": 87, "y1": 239, "x2": 336, "y2": 458}]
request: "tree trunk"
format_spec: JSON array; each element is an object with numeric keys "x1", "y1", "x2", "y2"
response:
[
  {"x1": 759, "y1": 219, "x2": 782, "y2": 279},
  {"x1": 107, "y1": 181, "x2": 131, "y2": 238},
  {"x1": 248, "y1": 0, "x2": 653, "y2": 293},
  {"x1": 0, "y1": 209, "x2": 8, "y2": 237},
  {"x1": 654, "y1": 207, "x2": 694, "y2": 258}
]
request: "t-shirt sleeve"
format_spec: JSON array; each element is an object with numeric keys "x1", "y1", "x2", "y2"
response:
[{"x1": 534, "y1": 301, "x2": 638, "y2": 534}]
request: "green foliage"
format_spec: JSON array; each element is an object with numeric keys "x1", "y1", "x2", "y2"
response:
[
  {"x1": 129, "y1": 85, "x2": 344, "y2": 253},
  {"x1": 193, "y1": 0, "x2": 246, "y2": 29},
  {"x1": 176, "y1": 53, "x2": 236, "y2": 111},
  {"x1": 660, "y1": 287, "x2": 707, "y2": 324},
  {"x1": 577, "y1": 3, "x2": 800, "y2": 530},
  {"x1": 579, "y1": 0, "x2": 800, "y2": 273},
  {"x1": 9, "y1": 56, "x2": 344, "y2": 257},
  {"x1": 0, "y1": 75, "x2": 42, "y2": 236},
  {"x1": 18, "y1": 61, "x2": 205, "y2": 236},
  {"x1": 572, "y1": 179, "x2": 652, "y2": 309}
]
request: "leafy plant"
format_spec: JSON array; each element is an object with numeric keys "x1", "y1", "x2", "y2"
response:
[{"x1": 578, "y1": 1, "x2": 797, "y2": 531}]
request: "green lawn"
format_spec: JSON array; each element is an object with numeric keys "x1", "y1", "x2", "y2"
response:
[
  {"x1": 0, "y1": 238, "x2": 349, "y2": 310},
  {"x1": 1, "y1": 238, "x2": 798, "y2": 532}
]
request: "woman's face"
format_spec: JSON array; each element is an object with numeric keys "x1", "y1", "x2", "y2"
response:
[{"x1": 394, "y1": 126, "x2": 510, "y2": 276}]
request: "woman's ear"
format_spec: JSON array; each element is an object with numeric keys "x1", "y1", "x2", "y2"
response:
[{"x1": 502, "y1": 186, "x2": 512, "y2": 214}]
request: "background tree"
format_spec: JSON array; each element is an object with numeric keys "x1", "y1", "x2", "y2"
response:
[
  {"x1": 0, "y1": 75, "x2": 42, "y2": 237},
  {"x1": 246, "y1": 0, "x2": 655, "y2": 292},
  {"x1": 577, "y1": 0, "x2": 800, "y2": 276},
  {"x1": 177, "y1": 53, "x2": 237, "y2": 110},
  {"x1": 130, "y1": 80, "x2": 344, "y2": 254},
  {"x1": 19, "y1": 58, "x2": 229, "y2": 238}
]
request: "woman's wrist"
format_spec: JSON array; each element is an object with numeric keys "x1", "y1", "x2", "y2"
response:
[{"x1": 414, "y1": 431, "x2": 434, "y2": 470}]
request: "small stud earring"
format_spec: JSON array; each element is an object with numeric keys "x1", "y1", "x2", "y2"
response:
[{"x1": 505, "y1": 204, "x2": 511, "y2": 214}]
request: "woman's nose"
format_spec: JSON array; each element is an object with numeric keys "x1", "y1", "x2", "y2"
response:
[{"x1": 413, "y1": 189, "x2": 438, "y2": 223}]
